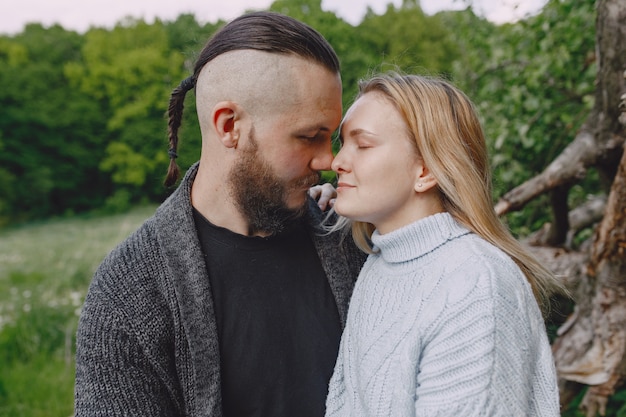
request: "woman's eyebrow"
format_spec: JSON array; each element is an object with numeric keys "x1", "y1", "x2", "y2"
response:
[{"x1": 345, "y1": 128, "x2": 376, "y2": 138}]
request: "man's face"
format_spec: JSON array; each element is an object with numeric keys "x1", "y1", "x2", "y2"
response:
[
  {"x1": 228, "y1": 129, "x2": 317, "y2": 235},
  {"x1": 228, "y1": 63, "x2": 342, "y2": 235}
]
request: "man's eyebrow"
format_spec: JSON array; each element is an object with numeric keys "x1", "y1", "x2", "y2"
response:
[
  {"x1": 298, "y1": 125, "x2": 333, "y2": 135},
  {"x1": 309, "y1": 127, "x2": 330, "y2": 133}
]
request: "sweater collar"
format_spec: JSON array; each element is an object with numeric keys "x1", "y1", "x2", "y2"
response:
[{"x1": 371, "y1": 212, "x2": 470, "y2": 264}]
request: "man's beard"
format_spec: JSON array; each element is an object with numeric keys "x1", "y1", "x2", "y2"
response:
[{"x1": 228, "y1": 131, "x2": 319, "y2": 236}]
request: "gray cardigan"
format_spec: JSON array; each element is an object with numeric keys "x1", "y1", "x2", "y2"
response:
[{"x1": 74, "y1": 163, "x2": 365, "y2": 416}]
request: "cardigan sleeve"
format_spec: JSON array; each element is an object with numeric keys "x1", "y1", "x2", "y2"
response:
[{"x1": 74, "y1": 262, "x2": 185, "y2": 416}]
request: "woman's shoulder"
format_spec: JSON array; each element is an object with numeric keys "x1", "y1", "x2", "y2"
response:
[
  {"x1": 445, "y1": 233, "x2": 524, "y2": 279},
  {"x1": 428, "y1": 233, "x2": 530, "y2": 306}
]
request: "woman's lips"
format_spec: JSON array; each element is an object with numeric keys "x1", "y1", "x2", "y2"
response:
[{"x1": 336, "y1": 182, "x2": 355, "y2": 191}]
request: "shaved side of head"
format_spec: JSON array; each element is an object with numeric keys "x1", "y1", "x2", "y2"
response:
[{"x1": 195, "y1": 50, "x2": 311, "y2": 139}]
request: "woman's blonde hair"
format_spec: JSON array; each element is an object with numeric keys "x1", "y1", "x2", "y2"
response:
[{"x1": 337, "y1": 72, "x2": 563, "y2": 310}]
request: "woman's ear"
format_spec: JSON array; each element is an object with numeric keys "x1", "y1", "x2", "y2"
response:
[
  {"x1": 414, "y1": 163, "x2": 438, "y2": 193},
  {"x1": 212, "y1": 101, "x2": 241, "y2": 149}
]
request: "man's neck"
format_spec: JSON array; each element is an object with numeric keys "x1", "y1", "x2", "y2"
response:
[{"x1": 190, "y1": 164, "x2": 265, "y2": 237}]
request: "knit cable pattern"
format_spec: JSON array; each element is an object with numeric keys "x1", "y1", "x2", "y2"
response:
[{"x1": 325, "y1": 213, "x2": 559, "y2": 417}]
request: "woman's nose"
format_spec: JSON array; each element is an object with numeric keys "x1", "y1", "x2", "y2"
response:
[{"x1": 331, "y1": 148, "x2": 347, "y2": 173}]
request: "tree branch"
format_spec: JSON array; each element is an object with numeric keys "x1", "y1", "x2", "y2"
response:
[{"x1": 494, "y1": 126, "x2": 599, "y2": 216}]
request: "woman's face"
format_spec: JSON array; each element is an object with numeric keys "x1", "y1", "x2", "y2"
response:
[{"x1": 331, "y1": 92, "x2": 427, "y2": 234}]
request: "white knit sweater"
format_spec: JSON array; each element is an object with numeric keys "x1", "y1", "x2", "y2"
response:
[{"x1": 325, "y1": 213, "x2": 559, "y2": 417}]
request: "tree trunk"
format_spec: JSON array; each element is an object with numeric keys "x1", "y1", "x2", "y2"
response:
[
  {"x1": 492, "y1": 0, "x2": 626, "y2": 415},
  {"x1": 549, "y1": 0, "x2": 626, "y2": 415},
  {"x1": 553, "y1": 144, "x2": 626, "y2": 416}
]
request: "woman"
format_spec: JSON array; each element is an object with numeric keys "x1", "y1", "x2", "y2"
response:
[{"x1": 324, "y1": 73, "x2": 563, "y2": 416}]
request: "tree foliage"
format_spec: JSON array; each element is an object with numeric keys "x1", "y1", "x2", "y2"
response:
[
  {"x1": 0, "y1": 0, "x2": 596, "y2": 235},
  {"x1": 64, "y1": 19, "x2": 187, "y2": 209},
  {"x1": 0, "y1": 24, "x2": 108, "y2": 223},
  {"x1": 439, "y1": 0, "x2": 597, "y2": 234},
  {"x1": 358, "y1": 0, "x2": 458, "y2": 77}
]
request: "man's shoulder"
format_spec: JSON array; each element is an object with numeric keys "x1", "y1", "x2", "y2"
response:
[
  {"x1": 100, "y1": 215, "x2": 159, "y2": 264},
  {"x1": 90, "y1": 216, "x2": 166, "y2": 296}
]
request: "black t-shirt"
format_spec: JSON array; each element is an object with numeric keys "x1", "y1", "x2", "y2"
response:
[{"x1": 193, "y1": 209, "x2": 342, "y2": 417}]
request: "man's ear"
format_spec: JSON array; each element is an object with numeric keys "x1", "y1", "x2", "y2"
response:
[
  {"x1": 414, "y1": 163, "x2": 438, "y2": 193},
  {"x1": 212, "y1": 101, "x2": 241, "y2": 149}
]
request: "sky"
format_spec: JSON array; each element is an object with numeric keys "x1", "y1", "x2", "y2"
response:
[{"x1": 1, "y1": 0, "x2": 548, "y2": 35}]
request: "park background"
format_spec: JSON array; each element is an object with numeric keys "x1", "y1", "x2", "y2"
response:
[{"x1": 1, "y1": 0, "x2": 623, "y2": 415}]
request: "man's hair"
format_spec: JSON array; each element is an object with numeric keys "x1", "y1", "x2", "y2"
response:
[{"x1": 164, "y1": 11, "x2": 340, "y2": 186}]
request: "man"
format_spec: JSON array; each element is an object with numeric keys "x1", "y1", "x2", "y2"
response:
[{"x1": 74, "y1": 11, "x2": 365, "y2": 417}]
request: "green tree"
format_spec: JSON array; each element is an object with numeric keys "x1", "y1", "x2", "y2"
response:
[
  {"x1": 357, "y1": 0, "x2": 459, "y2": 77},
  {"x1": 441, "y1": 0, "x2": 597, "y2": 233},
  {"x1": 0, "y1": 24, "x2": 108, "y2": 223},
  {"x1": 65, "y1": 19, "x2": 187, "y2": 209}
]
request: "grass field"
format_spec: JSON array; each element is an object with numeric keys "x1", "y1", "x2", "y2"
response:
[
  {"x1": 0, "y1": 205, "x2": 156, "y2": 417},
  {"x1": 3, "y1": 204, "x2": 626, "y2": 416}
]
